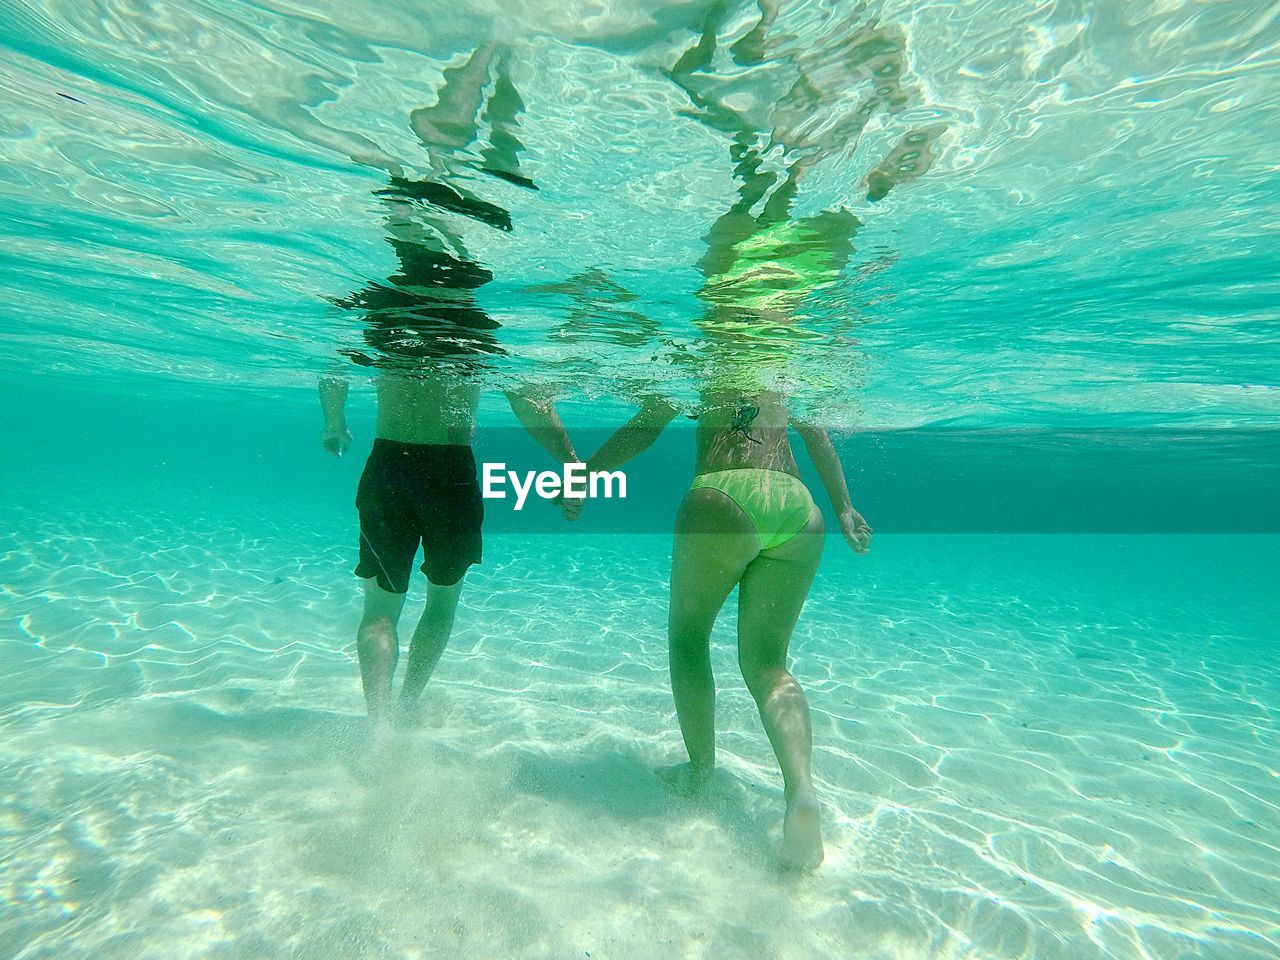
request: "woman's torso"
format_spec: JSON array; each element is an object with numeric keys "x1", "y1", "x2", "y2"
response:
[{"x1": 694, "y1": 390, "x2": 799, "y2": 478}]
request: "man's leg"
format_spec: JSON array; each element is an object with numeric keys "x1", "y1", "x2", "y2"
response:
[
  {"x1": 357, "y1": 579, "x2": 408, "y2": 731},
  {"x1": 397, "y1": 577, "x2": 465, "y2": 713},
  {"x1": 736, "y1": 507, "x2": 825, "y2": 869},
  {"x1": 400, "y1": 442, "x2": 483, "y2": 717},
  {"x1": 662, "y1": 488, "x2": 757, "y2": 790}
]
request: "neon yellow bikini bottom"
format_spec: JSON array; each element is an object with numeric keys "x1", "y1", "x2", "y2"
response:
[{"x1": 690, "y1": 468, "x2": 816, "y2": 551}]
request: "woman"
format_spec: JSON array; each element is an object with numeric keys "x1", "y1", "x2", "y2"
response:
[
  {"x1": 573, "y1": 125, "x2": 877, "y2": 875},
  {"x1": 577, "y1": 0, "x2": 940, "y2": 868},
  {"x1": 582, "y1": 388, "x2": 871, "y2": 871}
]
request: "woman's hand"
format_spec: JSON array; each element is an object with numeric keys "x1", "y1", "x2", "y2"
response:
[
  {"x1": 554, "y1": 492, "x2": 585, "y2": 521},
  {"x1": 839, "y1": 508, "x2": 873, "y2": 554}
]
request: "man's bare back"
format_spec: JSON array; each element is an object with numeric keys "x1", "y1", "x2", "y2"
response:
[{"x1": 373, "y1": 371, "x2": 481, "y2": 446}]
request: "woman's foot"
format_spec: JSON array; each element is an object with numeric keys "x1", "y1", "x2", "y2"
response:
[{"x1": 780, "y1": 789, "x2": 824, "y2": 871}]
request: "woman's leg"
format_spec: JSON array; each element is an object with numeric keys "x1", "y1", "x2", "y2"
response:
[
  {"x1": 736, "y1": 507, "x2": 825, "y2": 868},
  {"x1": 665, "y1": 487, "x2": 758, "y2": 786}
]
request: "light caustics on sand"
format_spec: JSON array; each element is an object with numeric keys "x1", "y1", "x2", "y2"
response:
[
  {"x1": 1, "y1": 2, "x2": 1279, "y2": 959},
  {"x1": 2, "y1": 513, "x2": 1278, "y2": 959}
]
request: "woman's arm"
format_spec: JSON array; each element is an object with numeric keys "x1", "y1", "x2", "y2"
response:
[
  {"x1": 792, "y1": 419, "x2": 872, "y2": 554},
  {"x1": 546, "y1": 396, "x2": 679, "y2": 521},
  {"x1": 586, "y1": 396, "x2": 681, "y2": 474}
]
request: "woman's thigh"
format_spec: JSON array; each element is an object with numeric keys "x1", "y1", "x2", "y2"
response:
[
  {"x1": 668, "y1": 487, "x2": 759, "y2": 641},
  {"x1": 736, "y1": 507, "x2": 824, "y2": 674}
]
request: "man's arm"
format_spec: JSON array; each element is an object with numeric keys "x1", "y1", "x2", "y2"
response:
[
  {"x1": 319, "y1": 375, "x2": 352, "y2": 457},
  {"x1": 558, "y1": 396, "x2": 679, "y2": 521},
  {"x1": 792, "y1": 419, "x2": 872, "y2": 554},
  {"x1": 503, "y1": 390, "x2": 579, "y2": 466}
]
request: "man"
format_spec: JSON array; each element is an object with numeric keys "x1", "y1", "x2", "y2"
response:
[
  {"x1": 320, "y1": 44, "x2": 575, "y2": 735},
  {"x1": 320, "y1": 366, "x2": 576, "y2": 736}
]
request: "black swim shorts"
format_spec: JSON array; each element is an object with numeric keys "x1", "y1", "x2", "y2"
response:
[{"x1": 355, "y1": 441, "x2": 483, "y2": 591}]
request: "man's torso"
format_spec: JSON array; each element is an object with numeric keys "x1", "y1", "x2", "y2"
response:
[{"x1": 374, "y1": 372, "x2": 481, "y2": 446}]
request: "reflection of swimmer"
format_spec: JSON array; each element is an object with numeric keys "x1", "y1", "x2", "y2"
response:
[
  {"x1": 669, "y1": 4, "x2": 937, "y2": 167},
  {"x1": 328, "y1": 176, "x2": 510, "y2": 374},
  {"x1": 864, "y1": 123, "x2": 948, "y2": 202},
  {"x1": 409, "y1": 43, "x2": 538, "y2": 190},
  {"x1": 689, "y1": 150, "x2": 863, "y2": 398},
  {"x1": 670, "y1": 5, "x2": 947, "y2": 393},
  {"x1": 696, "y1": 162, "x2": 858, "y2": 368},
  {"x1": 575, "y1": 388, "x2": 870, "y2": 872},
  {"x1": 331, "y1": 40, "x2": 541, "y2": 374}
]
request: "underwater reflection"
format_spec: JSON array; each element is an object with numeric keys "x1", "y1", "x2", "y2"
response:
[{"x1": 671, "y1": 1, "x2": 947, "y2": 388}]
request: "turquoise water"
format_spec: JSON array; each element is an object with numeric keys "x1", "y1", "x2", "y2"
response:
[{"x1": 3, "y1": 2, "x2": 1279, "y2": 958}]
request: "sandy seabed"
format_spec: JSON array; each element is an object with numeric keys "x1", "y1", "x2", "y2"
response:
[{"x1": 2, "y1": 509, "x2": 1277, "y2": 960}]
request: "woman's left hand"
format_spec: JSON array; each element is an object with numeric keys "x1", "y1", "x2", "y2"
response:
[{"x1": 839, "y1": 508, "x2": 873, "y2": 555}]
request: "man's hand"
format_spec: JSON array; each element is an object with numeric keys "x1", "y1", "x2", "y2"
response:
[
  {"x1": 554, "y1": 493, "x2": 585, "y2": 522},
  {"x1": 321, "y1": 423, "x2": 352, "y2": 458},
  {"x1": 839, "y1": 508, "x2": 873, "y2": 555}
]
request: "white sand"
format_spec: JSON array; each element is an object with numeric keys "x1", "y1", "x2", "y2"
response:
[{"x1": 2, "y1": 512, "x2": 1277, "y2": 959}]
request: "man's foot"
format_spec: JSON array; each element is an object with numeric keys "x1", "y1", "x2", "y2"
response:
[
  {"x1": 345, "y1": 718, "x2": 396, "y2": 785},
  {"x1": 656, "y1": 762, "x2": 714, "y2": 797},
  {"x1": 394, "y1": 691, "x2": 450, "y2": 730},
  {"x1": 370, "y1": 712, "x2": 397, "y2": 748},
  {"x1": 393, "y1": 698, "x2": 425, "y2": 730},
  {"x1": 780, "y1": 790, "x2": 824, "y2": 871}
]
